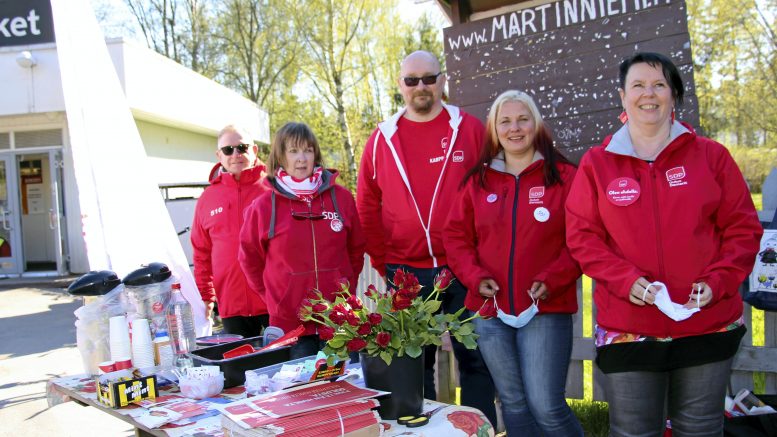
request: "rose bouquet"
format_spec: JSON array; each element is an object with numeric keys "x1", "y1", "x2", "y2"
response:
[{"x1": 299, "y1": 268, "x2": 484, "y2": 365}]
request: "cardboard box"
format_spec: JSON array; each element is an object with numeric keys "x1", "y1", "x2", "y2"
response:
[{"x1": 96, "y1": 373, "x2": 157, "y2": 408}]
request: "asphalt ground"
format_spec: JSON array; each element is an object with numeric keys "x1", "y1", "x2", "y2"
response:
[{"x1": 0, "y1": 278, "x2": 134, "y2": 436}]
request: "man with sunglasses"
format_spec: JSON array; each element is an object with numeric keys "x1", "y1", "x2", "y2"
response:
[
  {"x1": 356, "y1": 51, "x2": 497, "y2": 427},
  {"x1": 191, "y1": 124, "x2": 269, "y2": 339}
]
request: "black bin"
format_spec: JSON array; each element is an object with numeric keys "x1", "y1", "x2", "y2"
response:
[{"x1": 189, "y1": 336, "x2": 291, "y2": 388}]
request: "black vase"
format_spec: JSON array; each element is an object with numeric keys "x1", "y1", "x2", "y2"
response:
[{"x1": 359, "y1": 352, "x2": 424, "y2": 420}]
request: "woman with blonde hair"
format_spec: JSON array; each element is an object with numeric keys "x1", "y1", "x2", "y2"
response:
[{"x1": 444, "y1": 90, "x2": 583, "y2": 436}]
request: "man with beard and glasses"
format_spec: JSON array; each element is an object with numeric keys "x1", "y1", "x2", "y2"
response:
[{"x1": 356, "y1": 50, "x2": 497, "y2": 427}]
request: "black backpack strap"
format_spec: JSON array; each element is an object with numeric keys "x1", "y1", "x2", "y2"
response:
[
  {"x1": 268, "y1": 191, "x2": 277, "y2": 239},
  {"x1": 329, "y1": 189, "x2": 344, "y2": 225}
]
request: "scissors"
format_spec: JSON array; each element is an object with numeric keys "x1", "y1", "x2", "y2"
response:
[{"x1": 397, "y1": 405, "x2": 445, "y2": 427}]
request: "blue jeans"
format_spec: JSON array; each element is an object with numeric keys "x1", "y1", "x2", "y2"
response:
[
  {"x1": 474, "y1": 313, "x2": 583, "y2": 437},
  {"x1": 603, "y1": 357, "x2": 733, "y2": 437},
  {"x1": 385, "y1": 264, "x2": 497, "y2": 428}
]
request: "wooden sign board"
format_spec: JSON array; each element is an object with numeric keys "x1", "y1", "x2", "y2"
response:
[{"x1": 443, "y1": 0, "x2": 699, "y2": 162}]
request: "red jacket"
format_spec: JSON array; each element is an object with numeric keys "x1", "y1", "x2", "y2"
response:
[
  {"x1": 565, "y1": 123, "x2": 763, "y2": 338},
  {"x1": 191, "y1": 163, "x2": 269, "y2": 318},
  {"x1": 444, "y1": 156, "x2": 580, "y2": 315},
  {"x1": 238, "y1": 170, "x2": 366, "y2": 334},
  {"x1": 356, "y1": 105, "x2": 484, "y2": 275}
]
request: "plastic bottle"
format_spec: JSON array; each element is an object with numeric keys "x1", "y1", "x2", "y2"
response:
[{"x1": 165, "y1": 283, "x2": 196, "y2": 369}]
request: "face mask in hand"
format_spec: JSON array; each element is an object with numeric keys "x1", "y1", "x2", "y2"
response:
[
  {"x1": 494, "y1": 295, "x2": 539, "y2": 328},
  {"x1": 648, "y1": 281, "x2": 700, "y2": 322}
]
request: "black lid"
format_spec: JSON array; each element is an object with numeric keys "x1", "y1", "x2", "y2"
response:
[
  {"x1": 67, "y1": 270, "x2": 121, "y2": 296},
  {"x1": 122, "y1": 262, "x2": 172, "y2": 286}
]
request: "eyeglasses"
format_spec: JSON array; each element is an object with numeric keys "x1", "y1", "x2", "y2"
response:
[
  {"x1": 291, "y1": 211, "x2": 325, "y2": 220},
  {"x1": 402, "y1": 73, "x2": 442, "y2": 87},
  {"x1": 220, "y1": 144, "x2": 251, "y2": 155}
]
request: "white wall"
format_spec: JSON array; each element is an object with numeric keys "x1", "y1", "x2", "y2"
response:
[
  {"x1": 136, "y1": 119, "x2": 217, "y2": 185},
  {"x1": 0, "y1": 43, "x2": 64, "y2": 116}
]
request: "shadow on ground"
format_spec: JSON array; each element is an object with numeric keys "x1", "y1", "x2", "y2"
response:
[{"x1": 0, "y1": 288, "x2": 80, "y2": 358}]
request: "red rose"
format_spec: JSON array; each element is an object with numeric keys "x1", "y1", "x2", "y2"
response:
[
  {"x1": 346, "y1": 295, "x2": 363, "y2": 310},
  {"x1": 398, "y1": 286, "x2": 419, "y2": 301},
  {"x1": 346, "y1": 337, "x2": 367, "y2": 352},
  {"x1": 376, "y1": 332, "x2": 391, "y2": 348},
  {"x1": 393, "y1": 269, "x2": 406, "y2": 288},
  {"x1": 318, "y1": 325, "x2": 335, "y2": 340},
  {"x1": 392, "y1": 292, "x2": 413, "y2": 311},
  {"x1": 312, "y1": 302, "x2": 329, "y2": 313},
  {"x1": 477, "y1": 298, "x2": 497, "y2": 320},
  {"x1": 447, "y1": 410, "x2": 486, "y2": 435},
  {"x1": 298, "y1": 300, "x2": 313, "y2": 319},
  {"x1": 368, "y1": 313, "x2": 382, "y2": 325},
  {"x1": 357, "y1": 322, "x2": 372, "y2": 336},
  {"x1": 434, "y1": 268, "x2": 454, "y2": 290},
  {"x1": 337, "y1": 277, "x2": 350, "y2": 293},
  {"x1": 346, "y1": 312, "x2": 361, "y2": 326},
  {"x1": 328, "y1": 309, "x2": 347, "y2": 325},
  {"x1": 365, "y1": 284, "x2": 379, "y2": 298},
  {"x1": 306, "y1": 289, "x2": 321, "y2": 300},
  {"x1": 403, "y1": 272, "x2": 422, "y2": 294}
]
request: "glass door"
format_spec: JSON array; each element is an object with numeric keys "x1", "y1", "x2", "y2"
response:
[{"x1": 0, "y1": 155, "x2": 22, "y2": 275}]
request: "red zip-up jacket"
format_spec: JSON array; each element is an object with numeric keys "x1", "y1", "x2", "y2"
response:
[
  {"x1": 565, "y1": 122, "x2": 763, "y2": 338},
  {"x1": 357, "y1": 104, "x2": 484, "y2": 276},
  {"x1": 238, "y1": 170, "x2": 366, "y2": 334},
  {"x1": 191, "y1": 163, "x2": 269, "y2": 318},
  {"x1": 444, "y1": 156, "x2": 580, "y2": 315}
]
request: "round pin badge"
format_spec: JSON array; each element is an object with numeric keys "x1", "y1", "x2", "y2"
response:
[
  {"x1": 330, "y1": 218, "x2": 343, "y2": 232},
  {"x1": 486, "y1": 193, "x2": 498, "y2": 203},
  {"x1": 605, "y1": 177, "x2": 641, "y2": 206},
  {"x1": 534, "y1": 207, "x2": 550, "y2": 222}
]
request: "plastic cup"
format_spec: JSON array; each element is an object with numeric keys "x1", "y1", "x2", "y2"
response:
[
  {"x1": 98, "y1": 361, "x2": 116, "y2": 374},
  {"x1": 131, "y1": 319, "x2": 153, "y2": 345},
  {"x1": 115, "y1": 357, "x2": 133, "y2": 370},
  {"x1": 109, "y1": 316, "x2": 131, "y2": 360},
  {"x1": 110, "y1": 340, "x2": 132, "y2": 361}
]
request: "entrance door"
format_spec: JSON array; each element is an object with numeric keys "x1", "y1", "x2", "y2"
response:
[
  {"x1": 0, "y1": 155, "x2": 22, "y2": 275},
  {"x1": 18, "y1": 153, "x2": 60, "y2": 273}
]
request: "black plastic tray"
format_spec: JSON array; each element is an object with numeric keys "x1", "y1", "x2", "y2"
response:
[{"x1": 189, "y1": 336, "x2": 291, "y2": 388}]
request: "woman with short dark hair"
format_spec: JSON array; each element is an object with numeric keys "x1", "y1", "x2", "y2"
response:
[
  {"x1": 566, "y1": 52, "x2": 763, "y2": 436},
  {"x1": 239, "y1": 122, "x2": 365, "y2": 358}
]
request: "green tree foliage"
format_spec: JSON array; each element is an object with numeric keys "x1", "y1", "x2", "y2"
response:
[
  {"x1": 688, "y1": 0, "x2": 777, "y2": 146},
  {"x1": 125, "y1": 0, "x2": 218, "y2": 76},
  {"x1": 211, "y1": 0, "x2": 299, "y2": 107},
  {"x1": 117, "y1": 1, "x2": 447, "y2": 189}
]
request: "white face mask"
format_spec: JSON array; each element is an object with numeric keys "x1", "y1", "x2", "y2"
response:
[
  {"x1": 648, "y1": 281, "x2": 700, "y2": 322},
  {"x1": 494, "y1": 295, "x2": 539, "y2": 328}
]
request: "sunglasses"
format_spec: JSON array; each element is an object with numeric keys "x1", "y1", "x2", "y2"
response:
[
  {"x1": 220, "y1": 144, "x2": 251, "y2": 155},
  {"x1": 402, "y1": 73, "x2": 442, "y2": 87},
  {"x1": 291, "y1": 211, "x2": 325, "y2": 220}
]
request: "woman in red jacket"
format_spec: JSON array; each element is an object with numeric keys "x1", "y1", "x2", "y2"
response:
[
  {"x1": 239, "y1": 122, "x2": 366, "y2": 358},
  {"x1": 566, "y1": 52, "x2": 763, "y2": 436},
  {"x1": 444, "y1": 90, "x2": 583, "y2": 436}
]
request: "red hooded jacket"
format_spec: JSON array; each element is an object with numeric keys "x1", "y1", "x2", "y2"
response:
[
  {"x1": 191, "y1": 162, "x2": 269, "y2": 318},
  {"x1": 357, "y1": 105, "x2": 484, "y2": 276},
  {"x1": 238, "y1": 170, "x2": 366, "y2": 334},
  {"x1": 444, "y1": 155, "x2": 580, "y2": 315},
  {"x1": 565, "y1": 123, "x2": 763, "y2": 338}
]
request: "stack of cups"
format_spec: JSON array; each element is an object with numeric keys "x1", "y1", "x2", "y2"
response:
[
  {"x1": 109, "y1": 315, "x2": 132, "y2": 365},
  {"x1": 131, "y1": 318, "x2": 156, "y2": 369}
]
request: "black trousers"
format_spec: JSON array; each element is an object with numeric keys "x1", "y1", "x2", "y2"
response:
[{"x1": 221, "y1": 314, "x2": 269, "y2": 339}]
